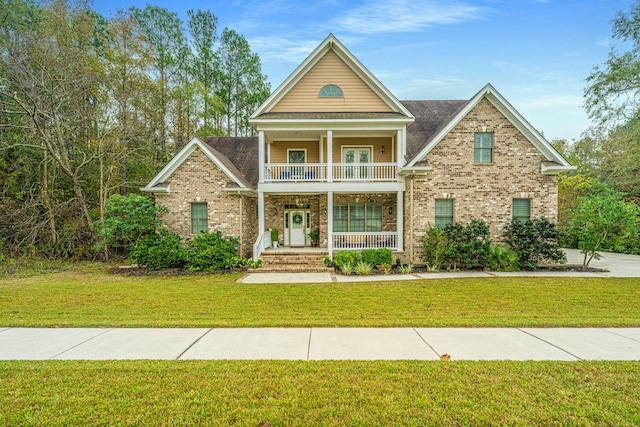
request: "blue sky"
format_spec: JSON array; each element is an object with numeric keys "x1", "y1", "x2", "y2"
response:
[{"x1": 92, "y1": 0, "x2": 634, "y2": 142}]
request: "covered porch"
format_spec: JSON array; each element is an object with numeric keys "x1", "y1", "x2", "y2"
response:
[{"x1": 253, "y1": 192, "x2": 403, "y2": 261}]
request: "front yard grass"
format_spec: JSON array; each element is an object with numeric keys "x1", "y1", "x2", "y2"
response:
[
  {"x1": 1, "y1": 265, "x2": 639, "y2": 327},
  {"x1": 2, "y1": 360, "x2": 639, "y2": 426}
]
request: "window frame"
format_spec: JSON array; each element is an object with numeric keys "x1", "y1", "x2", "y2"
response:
[
  {"x1": 318, "y1": 84, "x2": 343, "y2": 97},
  {"x1": 512, "y1": 198, "x2": 531, "y2": 223},
  {"x1": 434, "y1": 199, "x2": 454, "y2": 229},
  {"x1": 191, "y1": 202, "x2": 208, "y2": 234},
  {"x1": 332, "y1": 203, "x2": 382, "y2": 232},
  {"x1": 474, "y1": 133, "x2": 493, "y2": 164}
]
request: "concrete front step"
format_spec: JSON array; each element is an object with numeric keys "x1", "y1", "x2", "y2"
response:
[{"x1": 257, "y1": 251, "x2": 330, "y2": 273}]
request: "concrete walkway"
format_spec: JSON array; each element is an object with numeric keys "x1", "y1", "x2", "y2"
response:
[
  {"x1": 239, "y1": 249, "x2": 640, "y2": 284},
  {"x1": 1, "y1": 327, "x2": 639, "y2": 361}
]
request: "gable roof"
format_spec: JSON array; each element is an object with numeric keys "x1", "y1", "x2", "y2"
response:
[
  {"x1": 141, "y1": 137, "x2": 256, "y2": 194},
  {"x1": 404, "y1": 84, "x2": 573, "y2": 169},
  {"x1": 251, "y1": 34, "x2": 414, "y2": 120},
  {"x1": 401, "y1": 100, "x2": 470, "y2": 161}
]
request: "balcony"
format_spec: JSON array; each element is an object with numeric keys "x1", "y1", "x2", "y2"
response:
[{"x1": 264, "y1": 163, "x2": 398, "y2": 183}]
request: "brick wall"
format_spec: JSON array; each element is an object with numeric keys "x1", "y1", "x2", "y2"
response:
[
  {"x1": 404, "y1": 98, "x2": 558, "y2": 263},
  {"x1": 155, "y1": 147, "x2": 255, "y2": 257}
]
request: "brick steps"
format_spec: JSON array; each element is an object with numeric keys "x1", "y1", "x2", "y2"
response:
[{"x1": 253, "y1": 250, "x2": 333, "y2": 272}]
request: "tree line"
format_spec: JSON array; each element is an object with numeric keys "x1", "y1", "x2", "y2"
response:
[
  {"x1": 0, "y1": 0, "x2": 270, "y2": 259},
  {"x1": 551, "y1": 1, "x2": 640, "y2": 256}
]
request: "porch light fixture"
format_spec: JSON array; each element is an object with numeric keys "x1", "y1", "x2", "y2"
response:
[{"x1": 381, "y1": 146, "x2": 385, "y2": 154}]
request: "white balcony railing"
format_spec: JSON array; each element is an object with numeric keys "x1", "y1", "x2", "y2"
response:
[
  {"x1": 264, "y1": 163, "x2": 397, "y2": 182},
  {"x1": 332, "y1": 163, "x2": 397, "y2": 181},
  {"x1": 264, "y1": 164, "x2": 326, "y2": 182},
  {"x1": 332, "y1": 232, "x2": 398, "y2": 250}
]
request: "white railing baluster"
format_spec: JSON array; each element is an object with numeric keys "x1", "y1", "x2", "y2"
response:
[
  {"x1": 264, "y1": 163, "x2": 397, "y2": 182},
  {"x1": 331, "y1": 232, "x2": 398, "y2": 251}
]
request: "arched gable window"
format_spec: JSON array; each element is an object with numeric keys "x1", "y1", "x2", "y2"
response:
[{"x1": 319, "y1": 84, "x2": 343, "y2": 97}]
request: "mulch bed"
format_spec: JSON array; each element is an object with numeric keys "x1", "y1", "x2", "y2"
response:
[{"x1": 109, "y1": 264, "x2": 606, "y2": 277}]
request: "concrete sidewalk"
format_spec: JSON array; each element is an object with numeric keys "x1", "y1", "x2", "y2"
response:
[
  {"x1": 239, "y1": 249, "x2": 640, "y2": 284},
  {"x1": 1, "y1": 327, "x2": 639, "y2": 361}
]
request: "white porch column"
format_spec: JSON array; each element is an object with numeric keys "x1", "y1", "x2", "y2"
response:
[
  {"x1": 396, "y1": 191, "x2": 404, "y2": 252},
  {"x1": 327, "y1": 191, "x2": 333, "y2": 257},
  {"x1": 258, "y1": 130, "x2": 265, "y2": 183},
  {"x1": 258, "y1": 190, "x2": 265, "y2": 238},
  {"x1": 396, "y1": 128, "x2": 404, "y2": 168},
  {"x1": 326, "y1": 130, "x2": 333, "y2": 182}
]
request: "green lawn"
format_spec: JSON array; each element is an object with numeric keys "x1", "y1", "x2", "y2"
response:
[
  {"x1": 1, "y1": 360, "x2": 639, "y2": 426},
  {"x1": 1, "y1": 265, "x2": 639, "y2": 327},
  {"x1": 3, "y1": 266, "x2": 640, "y2": 425}
]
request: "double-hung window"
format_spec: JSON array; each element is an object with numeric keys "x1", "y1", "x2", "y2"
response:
[
  {"x1": 512, "y1": 199, "x2": 531, "y2": 223},
  {"x1": 332, "y1": 203, "x2": 382, "y2": 232},
  {"x1": 191, "y1": 202, "x2": 208, "y2": 234},
  {"x1": 435, "y1": 199, "x2": 454, "y2": 229},
  {"x1": 474, "y1": 133, "x2": 493, "y2": 163}
]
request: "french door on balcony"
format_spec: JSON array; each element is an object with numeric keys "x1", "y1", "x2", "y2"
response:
[{"x1": 343, "y1": 147, "x2": 371, "y2": 180}]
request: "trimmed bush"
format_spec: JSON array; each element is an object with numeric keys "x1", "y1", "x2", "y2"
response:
[
  {"x1": 186, "y1": 231, "x2": 240, "y2": 271},
  {"x1": 361, "y1": 248, "x2": 392, "y2": 267},
  {"x1": 333, "y1": 250, "x2": 360, "y2": 270},
  {"x1": 131, "y1": 229, "x2": 187, "y2": 270},
  {"x1": 504, "y1": 217, "x2": 566, "y2": 270},
  {"x1": 443, "y1": 219, "x2": 492, "y2": 269}
]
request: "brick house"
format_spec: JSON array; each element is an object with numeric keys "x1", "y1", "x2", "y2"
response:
[{"x1": 142, "y1": 34, "x2": 573, "y2": 265}]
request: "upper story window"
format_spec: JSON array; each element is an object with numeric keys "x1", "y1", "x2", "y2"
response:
[
  {"x1": 474, "y1": 133, "x2": 493, "y2": 163},
  {"x1": 319, "y1": 84, "x2": 343, "y2": 97}
]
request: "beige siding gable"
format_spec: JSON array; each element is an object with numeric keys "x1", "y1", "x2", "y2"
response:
[{"x1": 271, "y1": 50, "x2": 392, "y2": 113}]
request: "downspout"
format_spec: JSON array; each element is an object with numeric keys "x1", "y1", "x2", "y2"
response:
[
  {"x1": 239, "y1": 196, "x2": 244, "y2": 257},
  {"x1": 409, "y1": 174, "x2": 414, "y2": 263}
]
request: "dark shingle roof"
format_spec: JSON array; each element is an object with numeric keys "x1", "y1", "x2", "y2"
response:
[
  {"x1": 204, "y1": 137, "x2": 259, "y2": 188},
  {"x1": 198, "y1": 101, "x2": 469, "y2": 187},
  {"x1": 401, "y1": 100, "x2": 469, "y2": 161}
]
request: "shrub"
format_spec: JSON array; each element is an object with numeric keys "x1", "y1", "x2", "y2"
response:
[
  {"x1": 338, "y1": 260, "x2": 354, "y2": 275},
  {"x1": 186, "y1": 231, "x2": 240, "y2": 271},
  {"x1": 377, "y1": 263, "x2": 392, "y2": 274},
  {"x1": 564, "y1": 194, "x2": 639, "y2": 268},
  {"x1": 421, "y1": 225, "x2": 448, "y2": 272},
  {"x1": 504, "y1": 217, "x2": 566, "y2": 271},
  {"x1": 487, "y1": 245, "x2": 519, "y2": 272},
  {"x1": 443, "y1": 220, "x2": 492, "y2": 269},
  {"x1": 400, "y1": 263, "x2": 414, "y2": 274},
  {"x1": 94, "y1": 194, "x2": 164, "y2": 258},
  {"x1": 354, "y1": 261, "x2": 373, "y2": 275},
  {"x1": 131, "y1": 229, "x2": 187, "y2": 270},
  {"x1": 361, "y1": 248, "x2": 392, "y2": 267},
  {"x1": 333, "y1": 250, "x2": 360, "y2": 270}
]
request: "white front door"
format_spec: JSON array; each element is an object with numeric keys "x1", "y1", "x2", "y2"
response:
[{"x1": 287, "y1": 210, "x2": 309, "y2": 247}]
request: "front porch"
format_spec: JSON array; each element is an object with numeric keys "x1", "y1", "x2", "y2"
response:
[{"x1": 253, "y1": 192, "x2": 403, "y2": 261}]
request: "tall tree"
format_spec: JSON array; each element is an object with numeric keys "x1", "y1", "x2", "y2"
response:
[
  {"x1": 585, "y1": 1, "x2": 640, "y2": 126},
  {"x1": 187, "y1": 9, "x2": 219, "y2": 137},
  {"x1": 217, "y1": 28, "x2": 270, "y2": 136},
  {"x1": 131, "y1": 5, "x2": 187, "y2": 148},
  {"x1": 0, "y1": 0, "x2": 104, "y2": 248}
]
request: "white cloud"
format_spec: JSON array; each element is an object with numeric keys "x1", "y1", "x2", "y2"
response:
[{"x1": 334, "y1": 0, "x2": 487, "y2": 34}]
